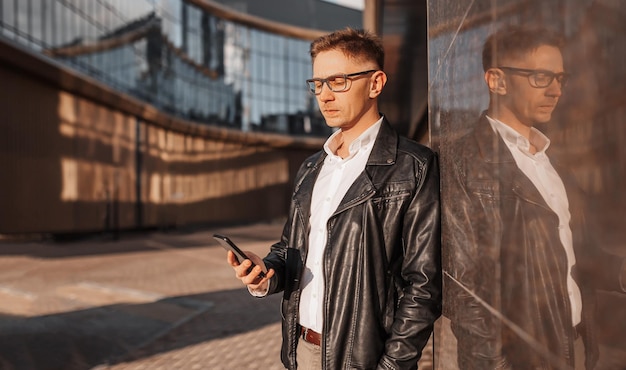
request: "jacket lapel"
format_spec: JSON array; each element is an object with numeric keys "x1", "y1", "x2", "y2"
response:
[
  {"x1": 474, "y1": 114, "x2": 552, "y2": 211},
  {"x1": 333, "y1": 118, "x2": 397, "y2": 216},
  {"x1": 293, "y1": 152, "x2": 325, "y2": 230}
]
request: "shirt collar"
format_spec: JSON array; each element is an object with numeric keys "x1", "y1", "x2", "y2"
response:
[
  {"x1": 486, "y1": 115, "x2": 551, "y2": 155},
  {"x1": 323, "y1": 116, "x2": 383, "y2": 160}
]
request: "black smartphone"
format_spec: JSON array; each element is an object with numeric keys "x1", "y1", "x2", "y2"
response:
[{"x1": 213, "y1": 234, "x2": 266, "y2": 278}]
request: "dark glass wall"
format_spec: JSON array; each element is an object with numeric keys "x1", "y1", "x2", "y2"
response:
[{"x1": 429, "y1": 1, "x2": 626, "y2": 369}]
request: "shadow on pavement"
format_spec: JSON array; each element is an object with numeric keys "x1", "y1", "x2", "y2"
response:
[{"x1": 0, "y1": 287, "x2": 282, "y2": 370}]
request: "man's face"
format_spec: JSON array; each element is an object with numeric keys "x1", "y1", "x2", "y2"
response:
[
  {"x1": 311, "y1": 49, "x2": 378, "y2": 130},
  {"x1": 498, "y1": 45, "x2": 565, "y2": 128}
]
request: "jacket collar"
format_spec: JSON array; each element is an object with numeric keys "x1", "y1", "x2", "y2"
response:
[
  {"x1": 474, "y1": 112, "x2": 517, "y2": 164},
  {"x1": 293, "y1": 117, "x2": 398, "y2": 221},
  {"x1": 473, "y1": 112, "x2": 552, "y2": 210},
  {"x1": 333, "y1": 118, "x2": 398, "y2": 214},
  {"x1": 367, "y1": 117, "x2": 398, "y2": 166}
]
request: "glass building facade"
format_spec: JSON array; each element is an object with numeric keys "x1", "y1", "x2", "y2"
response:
[{"x1": 0, "y1": 0, "x2": 328, "y2": 135}]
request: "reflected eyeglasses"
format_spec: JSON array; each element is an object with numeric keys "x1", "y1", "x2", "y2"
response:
[
  {"x1": 497, "y1": 66, "x2": 570, "y2": 88},
  {"x1": 306, "y1": 69, "x2": 377, "y2": 95}
]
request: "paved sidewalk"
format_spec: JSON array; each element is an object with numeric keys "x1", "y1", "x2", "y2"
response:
[
  {"x1": 0, "y1": 222, "x2": 286, "y2": 370},
  {"x1": 1, "y1": 220, "x2": 623, "y2": 370}
]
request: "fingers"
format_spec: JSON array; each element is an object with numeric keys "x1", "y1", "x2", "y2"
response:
[
  {"x1": 247, "y1": 268, "x2": 275, "y2": 291},
  {"x1": 235, "y1": 259, "x2": 255, "y2": 280},
  {"x1": 226, "y1": 250, "x2": 240, "y2": 267},
  {"x1": 227, "y1": 252, "x2": 267, "y2": 279},
  {"x1": 241, "y1": 264, "x2": 270, "y2": 284},
  {"x1": 243, "y1": 251, "x2": 265, "y2": 269},
  {"x1": 227, "y1": 249, "x2": 273, "y2": 292}
]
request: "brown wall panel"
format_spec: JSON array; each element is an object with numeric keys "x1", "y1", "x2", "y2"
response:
[{"x1": 0, "y1": 38, "x2": 321, "y2": 235}]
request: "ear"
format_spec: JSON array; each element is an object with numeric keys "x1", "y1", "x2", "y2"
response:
[
  {"x1": 369, "y1": 71, "x2": 387, "y2": 98},
  {"x1": 485, "y1": 68, "x2": 507, "y2": 95}
]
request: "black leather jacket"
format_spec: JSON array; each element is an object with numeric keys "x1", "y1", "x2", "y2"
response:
[
  {"x1": 442, "y1": 114, "x2": 625, "y2": 370},
  {"x1": 263, "y1": 119, "x2": 442, "y2": 370}
]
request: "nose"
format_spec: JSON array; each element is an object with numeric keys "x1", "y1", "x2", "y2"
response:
[
  {"x1": 546, "y1": 78, "x2": 562, "y2": 97},
  {"x1": 318, "y1": 82, "x2": 334, "y2": 101}
]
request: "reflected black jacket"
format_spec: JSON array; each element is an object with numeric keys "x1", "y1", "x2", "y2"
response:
[
  {"x1": 263, "y1": 119, "x2": 442, "y2": 370},
  {"x1": 443, "y1": 114, "x2": 625, "y2": 370}
]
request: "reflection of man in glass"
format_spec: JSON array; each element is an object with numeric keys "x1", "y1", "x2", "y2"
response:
[{"x1": 443, "y1": 26, "x2": 626, "y2": 370}]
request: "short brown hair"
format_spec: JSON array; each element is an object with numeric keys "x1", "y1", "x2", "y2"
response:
[
  {"x1": 310, "y1": 27, "x2": 385, "y2": 70},
  {"x1": 482, "y1": 25, "x2": 565, "y2": 71}
]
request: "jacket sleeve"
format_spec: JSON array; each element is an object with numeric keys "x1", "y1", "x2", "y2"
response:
[
  {"x1": 441, "y1": 155, "x2": 510, "y2": 370},
  {"x1": 262, "y1": 226, "x2": 289, "y2": 296},
  {"x1": 261, "y1": 159, "x2": 311, "y2": 296},
  {"x1": 378, "y1": 151, "x2": 443, "y2": 370}
]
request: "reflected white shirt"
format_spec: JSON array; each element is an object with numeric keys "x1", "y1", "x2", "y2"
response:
[
  {"x1": 299, "y1": 118, "x2": 383, "y2": 332},
  {"x1": 487, "y1": 116, "x2": 582, "y2": 327}
]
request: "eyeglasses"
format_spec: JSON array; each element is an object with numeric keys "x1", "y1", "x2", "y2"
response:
[
  {"x1": 306, "y1": 69, "x2": 377, "y2": 95},
  {"x1": 497, "y1": 66, "x2": 570, "y2": 88}
]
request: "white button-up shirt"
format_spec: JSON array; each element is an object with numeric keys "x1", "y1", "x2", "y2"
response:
[
  {"x1": 487, "y1": 116, "x2": 582, "y2": 326},
  {"x1": 298, "y1": 117, "x2": 383, "y2": 332}
]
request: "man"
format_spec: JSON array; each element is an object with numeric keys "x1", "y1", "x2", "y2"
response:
[
  {"x1": 442, "y1": 26, "x2": 626, "y2": 369},
  {"x1": 228, "y1": 28, "x2": 441, "y2": 369}
]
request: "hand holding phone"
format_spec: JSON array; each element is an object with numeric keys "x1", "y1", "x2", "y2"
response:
[{"x1": 213, "y1": 233, "x2": 266, "y2": 278}]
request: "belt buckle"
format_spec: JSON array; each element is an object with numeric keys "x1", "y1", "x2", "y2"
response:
[{"x1": 301, "y1": 326, "x2": 319, "y2": 345}]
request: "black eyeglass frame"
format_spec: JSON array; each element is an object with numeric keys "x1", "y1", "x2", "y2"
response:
[
  {"x1": 497, "y1": 66, "x2": 570, "y2": 88},
  {"x1": 306, "y1": 69, "x2": 378, "y2": 95}
]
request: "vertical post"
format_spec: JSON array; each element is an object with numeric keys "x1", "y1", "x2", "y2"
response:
[
  {"x1": 201, "y1": 10, "x2": 212, "y2": 67},
  {"x1": 41, "y1": 0, "x2": 46, "y2": 47},
  {"x1": 181, "y1": 1, "x2": 188, "y2": 53},
  {"x1": 113, "y1": 170, "x2": 119, "y2": 240},
  {"x1": 135, "y1": 116, "x2": 143, "y2": 229},
  {"x1": 26, "y1": 0, "x2": 32, "y2": 45},
  {"x1": 13, "y1": 0, "x2": 18, "y2": 41},
  {"x1": 363, "y1": 0, "x2": 382, "y2": 34},
  {"x1": 51, "y1": 0, "x2": 56, "y2": 47}
]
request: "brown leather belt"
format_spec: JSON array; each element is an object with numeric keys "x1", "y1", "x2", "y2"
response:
[{"x1": 301, "y1": 326, "x2": 321, "y2": 346}]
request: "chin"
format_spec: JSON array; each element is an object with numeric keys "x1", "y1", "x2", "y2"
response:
[
  {"x1": 324, "y1": 119, "x2": 343, "y2": 129},
  {"x1": 534, "y1": 114, "x2": 553, "y2": 124}
]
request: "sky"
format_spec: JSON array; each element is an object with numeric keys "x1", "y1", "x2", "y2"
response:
[{"x1": 322, "y1": 0, "x2": 364, "y2": 11}]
